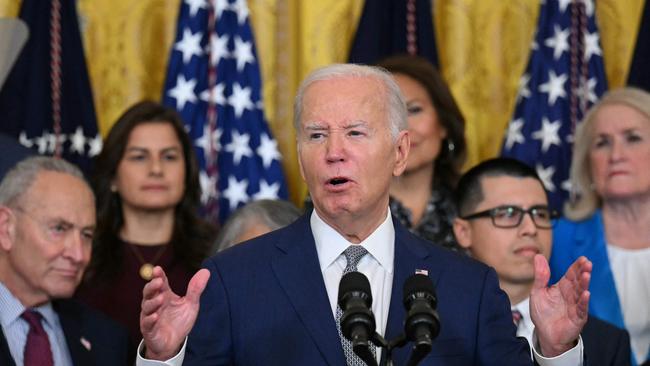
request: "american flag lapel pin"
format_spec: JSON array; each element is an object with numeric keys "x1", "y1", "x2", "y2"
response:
[
  {"x1": 415, "y1": 269, "x2": 428, "y2": 276},
  {"x1": 80, "y1": 336, "x2": 92, "y2": 351}
]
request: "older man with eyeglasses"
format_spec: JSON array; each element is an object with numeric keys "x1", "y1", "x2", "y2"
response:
[{"x1": 453, "y1": 157, "x2": 631, "y2": 365}]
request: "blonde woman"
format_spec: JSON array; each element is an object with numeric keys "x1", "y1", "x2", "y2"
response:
[{"x1": 550, "y1": 87, "x2": 650, "y2": 365}]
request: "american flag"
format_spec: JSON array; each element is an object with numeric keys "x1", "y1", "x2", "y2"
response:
[
  {"x1": 501, "y1": 0, "x2": 607, "y2": 212},
  {"x1": 162, "y1": 0, "x2": 288, "y2": 223},
  {"x1": 0, "y1": 0, "x2": 102, "y2": 174}
]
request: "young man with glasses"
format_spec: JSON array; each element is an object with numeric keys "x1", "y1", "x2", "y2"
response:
[{"x1": 453, "y1": 157, "x2": 631, "y2": 365}]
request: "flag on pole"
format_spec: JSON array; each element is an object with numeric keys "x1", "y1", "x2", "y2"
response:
[
  {"x1": 162, "y1": 0, "x2": 288, "y2": 223},
  {"x1": 348, "y1": 0, "x2": 438, "y2": 67},
  {"x1": 0, "y1": 0, "x2": 101, "y2": 173},
  {"x1": 501, "y1": 0, "x2": 607, "y2": 212}
]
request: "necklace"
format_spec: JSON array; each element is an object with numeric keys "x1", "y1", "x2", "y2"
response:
[{"x1": 126, "y1": 243, "x2": 168, "y2": 280}]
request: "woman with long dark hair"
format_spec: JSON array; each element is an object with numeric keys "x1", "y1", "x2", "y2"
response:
[
  {"x1": 76, "y1": 101, "x2": 216, "y2": 351},
  {"x1": 377, "y1": 55, "x2": 466, "y2": 251}
]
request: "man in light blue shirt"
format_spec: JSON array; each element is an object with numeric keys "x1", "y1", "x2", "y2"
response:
[{"x1": 0, "y1": 156, "x2": 129, "y2": 366}]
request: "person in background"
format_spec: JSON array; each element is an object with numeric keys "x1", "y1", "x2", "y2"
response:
[
  {"x1": 0, "y1": 156, "x2": 129, "y2": 365},
  {"x1": 76, "y1": 101, "x2": 216, "y2": 354},
  {"x1": 213, "y1": 199, "x2": 301, "y2": 253},
  {"x1": 138, "y1": 63, "x2": 591, "y2": 366},
  {"x1": 454, "y1": 157, "x2": 631, "y2": 365},
  {"x1": 550, "y1": 87, "x2": 650, "y2": 365},
  {"x1": 376, "y1": 55, "x2": 466, "y2": 251}
]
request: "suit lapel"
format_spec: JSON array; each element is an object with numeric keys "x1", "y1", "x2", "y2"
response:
[
  {"x1": 0, "y1": 327, "x2": 17, "y2": 366},
  {"x1": 271, "y1": 215, "x2": 345, "y2": 366},
  {"x1": 383, "y1": 219, "x2": 441, "y2": 365},
  {"x1": 575, "y1": 212, "x2": 626, "y2": 329},
  {"x1": 54, "y1": 301, "x2": 95, "y2": 366}
]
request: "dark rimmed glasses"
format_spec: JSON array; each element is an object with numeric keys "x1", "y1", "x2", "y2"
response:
[{"x1": 460, "y1": 205, "x2": 558, "y2": 229}]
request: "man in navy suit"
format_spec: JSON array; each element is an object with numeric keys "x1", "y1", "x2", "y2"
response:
[
  {"x1": 138, "y1": 64, "x2": 592, "y2": 365},
  {"x1": 453, "y1": 157, "x2": 631, "y2": 365},
  {"x1": 0, "y1": 156, "x2": 129, "y2": 365}
]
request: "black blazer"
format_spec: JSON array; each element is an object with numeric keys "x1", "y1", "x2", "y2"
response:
[
  {"x1": 0, "y1": 299, "x2": 130, "y2": 366},
  {"x1": 583, "y1": 315, "x2": 631, "y2": 366}
]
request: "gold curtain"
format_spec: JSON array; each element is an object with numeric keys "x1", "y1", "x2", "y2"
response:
[
  {"x1": 435, "y1": 0, "x2": 645, "y2": 170},
  {"x1": 0, "y1": 0, "x2": 643, "y2": 205}
]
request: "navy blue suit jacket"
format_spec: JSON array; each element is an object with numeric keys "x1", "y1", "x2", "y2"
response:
[
  {"x1": 0, "y1": 299, "x2": 130, "y2": 366},
  {"x1": 582, "y1": 315, "x2": 630, "y2": 366},
  {"x1": 186, "y1": 214, "x2": 533, "y2": 365}
]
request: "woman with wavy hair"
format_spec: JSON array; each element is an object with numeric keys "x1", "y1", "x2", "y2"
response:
[
  {"x1": 376, "y1": 55, "x2": 466, "y2": 251},
  {"x1": 76, "y1": 101, "x2": 216, "y2": 352},
  {"x1": 549, "y1": 87, "x2": 650, "y2": 365}
]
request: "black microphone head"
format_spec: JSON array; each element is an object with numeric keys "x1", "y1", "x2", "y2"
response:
[
  {"x1": 338, "y1": 271, "x2": 373, "y2": 309},
  {"x1": 403, "y1": 274, "x2": 436, "y2": 308}
]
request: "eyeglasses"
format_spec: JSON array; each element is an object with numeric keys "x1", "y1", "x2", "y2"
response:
[{"x1": 460, "y1": 205, "x2": 558, "y2": 229}]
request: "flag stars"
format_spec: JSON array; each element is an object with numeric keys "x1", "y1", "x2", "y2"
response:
[
  {"x1": 19, "y1": 132, "x2": 33, "y2": 148},
  {"x1": 504, "y1": 118, "x2": 525, "y2": 150},
  {"x1": 208, "y1": 33, "x2": 230, "y2": 66},
  {"x1": 256, "y1": 133, "x2": 281, "y2": 168},
  {"x1": 69, "y1": 126, "x2": 87, "y2": 154},
  {"x1": 580, "y1": 77, "x2": 598, "y2": 104},
  {"x1": 225, "y1": 130, "x2": 253, "y2": 164},
  {"x1": 199, "y1": 171, "x2": 218, "y2": 204},
  {"x1": 175, "y1": 28, "x2": 203, "y2": 64},
  {"x1": 195, "y1": 125, "x2": 222, "y2": 154},
  {"x1": 536, "y1": 164, "x2": 556, "y2": 192},
  {"x1": 228, "y1": 83, "x2": 254, "y2": 118},
  {"x1": 558, "y1": 0, "x2": 572, "y2": 13},
  {"x1": 223, "y1": 176, "x2": 249, "y2": 210},
  {"x1": 517, "y1": 74, "x2": 531, "y2": 100},
  {"x1": 233, "y1": 36, "x2": 254, "y2": 72},
  {"x1": 253, "y1": 180, "x2": 280, "y2": 200},
  {"x1": 46, "y1": 133, "x2": 67, "y2": 154},
  {"x1": 583, "y1": 31, "x2": 602, "y2": 62},
  {"x1": 231, "y1": 0, "x2": 250, "y2": 25},
  {"x1": 88, "y1": 134, "x2": 103, "y2": 157},
  {"x1": 544, "y1": 25, "x2": 570, "y2": 60},
  {"x1": 532, "y1": 117, "x2": 562, "y2": 152},
  {"x1": 200, "y1": 83, "x2": 226, "y2": 105},
  {"x1": 538, "y1": 70, "x2": 567, "y2": 106},
  {"x1": 184, "y1": 0, "x2": 206, "y2": 17},
  {"x1": 214, "y1": 0, "x2": 230, "y2": 20},
  {"x1": 168, "y1": 75, "x2": 197, "y2": 110}
]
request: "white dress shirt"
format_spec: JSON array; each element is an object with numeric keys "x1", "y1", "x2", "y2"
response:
[
  {"x1": 512, "y1": 298, "x2": 583, "y2": 365},
  {"x1": 607, "y1": 244, "x2": 650, "y2": 362},
  {"x1": 138, "y1": 209, "x2": 583, "y2": 365},
  {"x1": 0, "y1": 281, "x2": 74, "y2": 366}
]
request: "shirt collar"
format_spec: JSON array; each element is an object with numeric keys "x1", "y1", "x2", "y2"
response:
[
  {"x1": 0, "y1": 280, "x2": 57, "y2": 328},
  {"x1": 311, "y1": 208, "x2": 394, "y2": 274},
  {"x1": 512, "y1": 297, "x2": 533, "y2": 330}
]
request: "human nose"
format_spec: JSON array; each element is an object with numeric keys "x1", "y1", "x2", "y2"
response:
[
  {"x1": 149, "y1": 156, "x2": 163, "y2": 175},
  {"x1": 63, "y1": 231, "x2": 87, "y2": 264},
  {"x1": 518, "y1": 211, "x2": 538, "y2": 236},
  {"x1": 325, "y1": 132, "x2": 346, "y2": 163},
  {"x1": 609, "y1": 138, "x2": 624, "y2": 163}
]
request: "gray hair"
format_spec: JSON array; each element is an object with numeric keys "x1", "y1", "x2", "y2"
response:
[
  {"x1": 0, "y1": 156, "x2": 88, "y2": 207},
  {"x1": 213, "y1": 199, "x2": 301, "y2": 253},
  {"x1": 565, "y1": 87, "x2": 650, "y2": 220},
  {"x1": 293, "y1": 63, "x2": 408, "y2": 141}
]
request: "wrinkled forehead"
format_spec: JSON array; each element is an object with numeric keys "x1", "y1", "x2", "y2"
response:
[
  {"x1": 18, "y1": 171, "x2": 95, "y2": 222},
  {"x1": 300, "y1": 77, "x2": 389, "y2": 126}
]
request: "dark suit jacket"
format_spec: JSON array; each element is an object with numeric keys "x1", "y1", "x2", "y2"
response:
[
  {"x1": 186, "y1": 214, "x2": 532, "y2": 365},
  {"x1": 583, "y1": 315, "x2": 631, "y2": 366},
  {"x1": 0, "y1": 299, "x2": 130, "y2": 366}
]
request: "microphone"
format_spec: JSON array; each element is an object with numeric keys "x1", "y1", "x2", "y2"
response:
[
  {"x1": 403, "y1": 274, "x2": 440, "y2": 366},
  {"x1": 338, "y1": 271, "x2": 378, "y2": 366}
]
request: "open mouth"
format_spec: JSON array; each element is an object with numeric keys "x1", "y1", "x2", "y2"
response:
[{"x1": 328, "y1": 177, "x2": 349, "y2": 185}]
